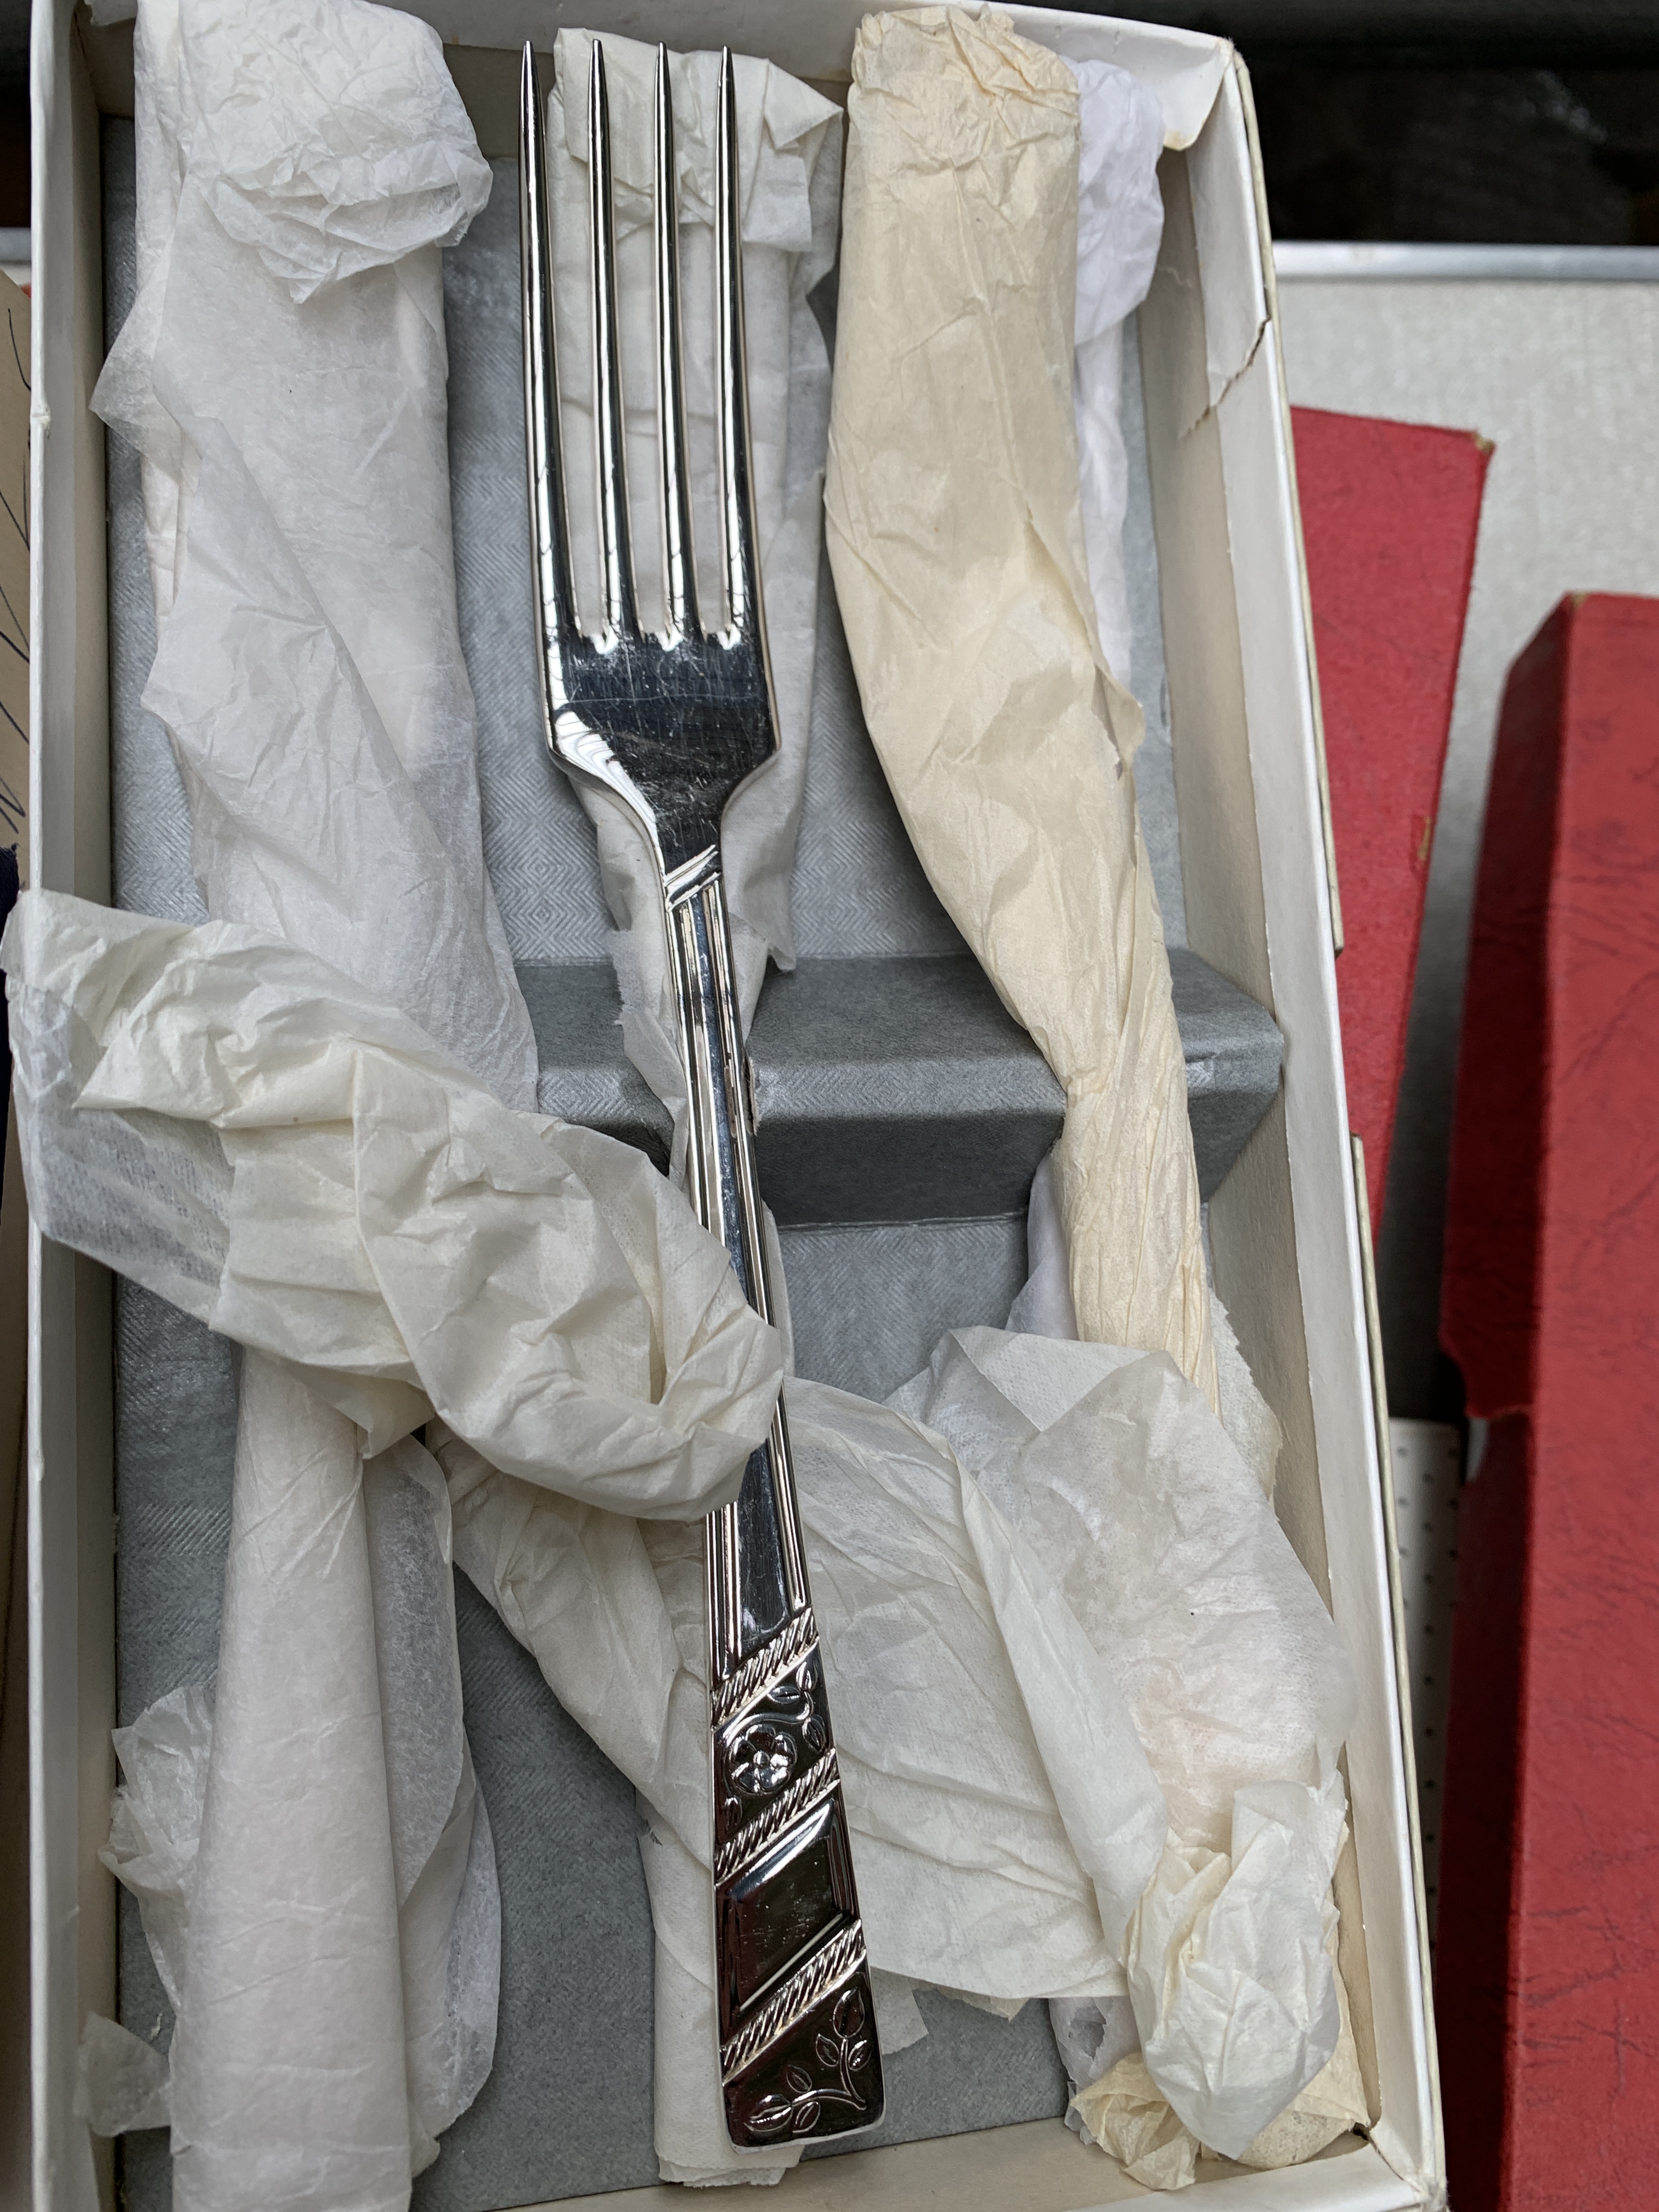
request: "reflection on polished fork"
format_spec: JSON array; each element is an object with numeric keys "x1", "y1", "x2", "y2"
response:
[{"x1": 517, "y1": 37, "x2": 884, "y2": 2148}]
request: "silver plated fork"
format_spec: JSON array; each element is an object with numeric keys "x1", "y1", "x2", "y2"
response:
[{"x1": 518, "y1": 40, "x2": 884, "y2": 2149}]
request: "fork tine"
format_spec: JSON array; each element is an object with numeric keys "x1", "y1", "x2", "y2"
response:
[
  {"x1": 519, "y1": 43, "x2": 582, "y2": 685},
  {"x1": 588, "y1": 42, "x2": 640, "y2": 645},
  {"x1": 715, "y1": 47, "x2": 759, "y2": 647},
  {"x1": 654, "y1": 46, "x2": 699, "y2": 646}
]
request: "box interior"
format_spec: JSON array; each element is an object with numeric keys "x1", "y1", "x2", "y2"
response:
[{"x1": 30, "y1": 7, "x2": 1437, "y2": 2210}]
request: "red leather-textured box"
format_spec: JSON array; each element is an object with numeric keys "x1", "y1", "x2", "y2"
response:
[
  {"x1": 1439, "y1": 593, "x2": 1659, "y2": 2211},
  {"x1": 1291, "y1": 407, "x2": 1489, "y2": 1227}
]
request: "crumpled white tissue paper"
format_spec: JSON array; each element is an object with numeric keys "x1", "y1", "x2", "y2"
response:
[
  {"x1": 537, "y1": 30, "x2": 841, "y2": 1130},
  {"x1": 7, "y1": 887, "x2": 1150, "y2": 2185},
  {"x1": 64, "y1": 0, "x2": 762, "y2": 2202},
  {"x1": 93, "y1": 1470, "x2": 509, "y2": 2174},
  {"x1": 6, "y1": 892, "x2": 781, "y2": 1508},
  {"x1": 888, "y1": 1322, "x2": 1358, "y2": 2159},
  {"x1": 101, "y1": 1685, "x2": 215, "y2": 2017},
  {"x1": 1014, "y1": 1158, "x2": 1370, "y2": 2179},
  {"x1": 436, "y1": 1243, "x2": 1364, "y2": 2181},
  {"x1": 7, "y1": 876, "x2": 1360, "y2": 2187},
  {"x1": 1069, "y1": 1926, "x2": 1369, "y2": 2191},
  {"x1": 436, "y1": 1369, "x2": 1176, "y2": 2187},
  {"x1": 77, "y1": 2016, "x2": 174, "y2": 2138}
]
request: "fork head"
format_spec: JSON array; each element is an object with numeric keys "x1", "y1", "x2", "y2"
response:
[{"x1": 520, "y1": 38, "x2": 781, "y2": 886}]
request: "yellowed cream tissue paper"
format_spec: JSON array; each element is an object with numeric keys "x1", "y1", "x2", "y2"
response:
[{"x1": 825, "y1": 7, "x2": 1216, "y2": 1408}]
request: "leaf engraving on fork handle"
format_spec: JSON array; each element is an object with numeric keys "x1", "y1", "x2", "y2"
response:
[{"x1": 665, "y1": 855, "x2": 885, "y2": 2145}]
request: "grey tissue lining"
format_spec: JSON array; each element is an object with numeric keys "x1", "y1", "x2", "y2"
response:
[{"x1": 103, "y1": 130, "x2": 1278, "y2": 2208}]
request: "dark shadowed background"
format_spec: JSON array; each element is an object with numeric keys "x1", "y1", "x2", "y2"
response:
[{"x1": 12, "y1": 2, "x2": 1659, "y2": 239}]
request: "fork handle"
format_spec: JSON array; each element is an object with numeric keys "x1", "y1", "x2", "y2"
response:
[{"x1": 663, "y1": 851, "x2": 885, "y2": 2148}]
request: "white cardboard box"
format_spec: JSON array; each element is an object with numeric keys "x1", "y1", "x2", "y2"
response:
[{"x1": 27, "y1": 3, "x2": 1442, "y2": 2206}]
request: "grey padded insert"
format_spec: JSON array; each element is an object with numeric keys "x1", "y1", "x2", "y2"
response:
[
  {"x1": 104, "y1": 129, "x2": 1277, "y2": 2209},
  {"x1": 527, "y1": 947, "x2": 1280, "y2": 1217}
]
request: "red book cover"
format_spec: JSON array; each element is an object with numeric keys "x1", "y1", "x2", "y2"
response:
[
  {"x1": 1291, "y1": 407, "x2": 1490, "y2": 1225},
  {"x1": 1439, "y1": 594, "x2": 1659, "y2": 2210}
]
